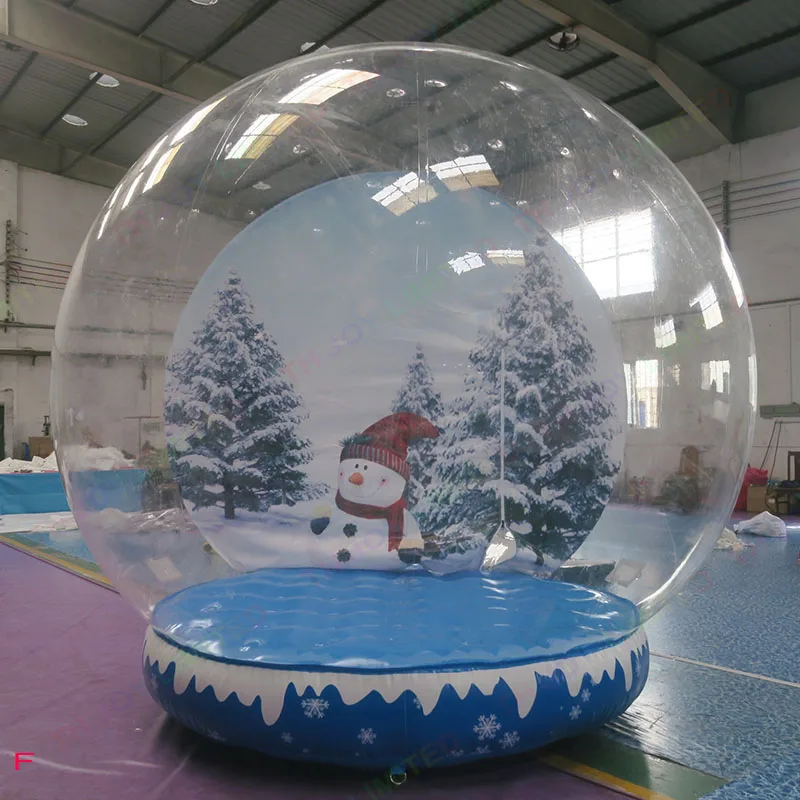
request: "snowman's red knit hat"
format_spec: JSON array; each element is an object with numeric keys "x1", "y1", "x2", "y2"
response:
[{"x1": 340, "y1": 412, "x2": 439, "y2": 481}]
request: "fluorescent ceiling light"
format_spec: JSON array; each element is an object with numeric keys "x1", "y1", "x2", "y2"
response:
[
  {"x1": 189, "y1": 0, "x2": 218, "y2": 5},
  {"x1": 225, "y1": 113, "x2": 299, "y2": 160},
  {"x1": 547, "y1": 29, "x2": 580, "y2": 52},
  {"x1": 171, "y1": 97, "x2": 224, "y2": 145},
  {"x1": 279, "y1": 68, "x2": 379, "y2": 106},
  {"x1": 371, "y1": 172, "x2": 437, "y2": 216},
  {"x1": 144, "y1": 143, "x2": 183, "y2": 192},
  {"x1": 449, "y1": 252, "x2": 485, "y2": 275},
  {"x1": 487, "y1": 249, "x2": 524, "y2": 266},
  {"x1": 89, "y1": 72, "x2": 120, "y2": 88},
  {"x1": 62, "y1": 114, "x2": 88, "y2": 127},
  {"x1": 430, "y1": 155, "x2": 499, "y2": 191}
]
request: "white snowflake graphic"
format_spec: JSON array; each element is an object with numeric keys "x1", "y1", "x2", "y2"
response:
[
  {"x1": 413, "y1": 696, "x2": 423, "y2": 710},
  {"x1": 358, "y1": 728, "x2": 377, "y2": 745},
  {"x1": 581, "y1": 689, "x2": 591, "y2": 703},
  {"x1": 450, "y1": 749, "x2": 465, "y2": 758},
  {"x1": 500, "y1": 731, "x2": 520, "y2": 749},
  {"x1": 569, "y1": 706, "x2": 582, "y2": 721},
  {"x1": 473, "y1": 714, "x2": 502, "y2": 741},
  {"x1": 473, "y1": 745, "x2": 491, "y2": 755},
  {"x1": 281, "y1": 732, "x2": 293, "y2": 744},
  {"x1": 301, "y1": 697, "x2": 330, "y2": 719}
]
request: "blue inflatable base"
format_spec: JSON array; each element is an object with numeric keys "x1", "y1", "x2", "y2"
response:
[{"x1": 144, "y1": 569, "x2": 649, "y2": 770}]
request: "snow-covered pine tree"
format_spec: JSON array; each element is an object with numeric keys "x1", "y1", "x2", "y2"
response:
[
  {"x1": 165, "y1": 270, "x2": 315, "y2": 519},
  {"x1": 391, "y1": 344, "x2": 444, "y2": 507},
  {"x1": 419, "y1": 239, "x2": 619, "y2": 562}
]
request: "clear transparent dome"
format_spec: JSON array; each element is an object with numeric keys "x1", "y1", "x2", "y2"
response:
[{"x1": 52, "y1": 43, "x2": 755, "y2": 622}]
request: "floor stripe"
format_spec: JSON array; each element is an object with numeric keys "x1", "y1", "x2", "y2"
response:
[
  {"x1": 651, "y1": 651, "x2": 800, "y2": 690},
  {"x1": 541, "y1": 754, "x2": 675, "y2": 800},
  {"x1": 0, "y1": 535, "x2": 114, "y2": 590}
]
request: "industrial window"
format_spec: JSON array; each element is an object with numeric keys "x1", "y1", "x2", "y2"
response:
[
  {"x1": 554, "y1": 209, "x2": 654, "y2": 299},
  {"x1": 702, "y1": 360, "x2": 730, "y2": 393},
  {"x1": 624, "y1": 359, "x2": 660, "y2": 428}
]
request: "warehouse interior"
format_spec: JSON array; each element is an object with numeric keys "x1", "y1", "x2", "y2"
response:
[{"x1": 1, "y1": 1, "x2": 799, "y2": 799}]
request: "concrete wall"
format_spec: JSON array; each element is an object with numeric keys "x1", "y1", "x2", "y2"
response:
[
  {"x1": 0, "y1": 161, "x2": 110, "y2": 457},
  {"x1": 677, "y1": 127, "x2": 800, "y2": 478},
  {"x1": 0, "y1": 159, "x2": 241, "y2": 458}
]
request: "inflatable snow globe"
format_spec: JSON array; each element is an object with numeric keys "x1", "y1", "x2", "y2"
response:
[{"x1": 52, "y1": 43, "x2": 755, "y2": 776}]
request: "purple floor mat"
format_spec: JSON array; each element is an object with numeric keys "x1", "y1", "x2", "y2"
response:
[{"x1": 0, "y1": 544, "x2": 622, "y2": 800}]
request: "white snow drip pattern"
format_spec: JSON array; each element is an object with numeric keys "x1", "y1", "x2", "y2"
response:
[
  {"x1": 301, "y1": 697, "x2": 329, "y2": 719},
  {"x1": 473, "y1": 714, "x2": 502, "y2": 741},
  {"x1": 144, "y1": 626, "x2": 648, "y2": 726},
  {"x1": 358, "y1": 728, "x2": 376, "y2": 745}
]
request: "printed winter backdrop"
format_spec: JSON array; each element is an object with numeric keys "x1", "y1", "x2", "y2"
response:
[{"x1": 166, "y1": 173, "x2": 625, "y2": 574}]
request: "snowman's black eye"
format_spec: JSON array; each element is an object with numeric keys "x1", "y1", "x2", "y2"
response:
[
  {"x1": 354, "y1": 464, "x2": 359, "y2": 469},
  {"x1": 363, "y1": 465, "x2": 368, "y2": 470}
]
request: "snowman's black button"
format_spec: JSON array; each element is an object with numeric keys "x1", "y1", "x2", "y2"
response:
[
  {"x1": 311, "y1": 517, "x2": 330, "y2": 535},
  {"x1": 343, "y1": 523, "x2": 357, "y2": 537},
  {"x1": 337, "y1": 549, "x2": 351, "y2": 563}
]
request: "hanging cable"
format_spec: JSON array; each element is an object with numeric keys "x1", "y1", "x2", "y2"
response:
[{"x1": 499, "y1": 347, "x2": 506, "y2": 526}]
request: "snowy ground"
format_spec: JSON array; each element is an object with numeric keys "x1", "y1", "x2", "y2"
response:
[
  {"x1": 187, "y1": 500, "x2": 556, "y2": 576},
  {"x1": 192, "y1": 500, "x2": 432, "y2": 572}
]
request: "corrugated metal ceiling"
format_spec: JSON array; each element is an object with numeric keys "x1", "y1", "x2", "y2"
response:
[
  {"x1": 571, "y1": 57, "x2": 658, "y2": 102},
  {"x1": 613, "y1": 0, "x2": 736, "y2": 34},
  {"x1": 712, "y1": 31, "x2": 800, "y2": 89},
  {"x1": 71, "y1": 0, "x2": 169, "y2": 35},
  {"x1": 1, "y1": 0, "x2": 800, "y2": 184},
  {"x1": 0, "y1": 45, "x2": 33, "y2": 97},
  {"x1": 147, "y1": 0, "x2": 259, "y2": 58},
  {"x1": 666, "y1": 0, "x2": 800, "y2": 62},
  {"x1": 208, "y1": 0, "x2": 359, "y2": 76},
  {"x1": 438, "y1": 0, "x2": 554, "y2": 54}
]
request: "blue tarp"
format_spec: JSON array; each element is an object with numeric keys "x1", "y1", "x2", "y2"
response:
[
  {"x1": 0, "y1": 469, "x2": 148, "y2": 515},
  {"x1": 70, "y1": 469, "x2": 148, "y2": 513},
  {"x1": 0, "y1": 473, "x2": 70, "y2": 514}
]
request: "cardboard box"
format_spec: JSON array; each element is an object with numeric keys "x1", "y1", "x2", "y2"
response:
[
  {"x1": 746, "y1": 485, "x2": 769, "y2": 514},
  {"x1": 28, "y1": 436, "x2": 54, "y2": 459}
]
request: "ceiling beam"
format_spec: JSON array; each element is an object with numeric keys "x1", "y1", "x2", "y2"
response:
[
  {"x1": 516, "y1": 0, "x2": 742, "y2": 144},
  {"x1": 0, "y1": 123, "x2": 126, "y2": 187},
  {"x1": 0, "y1": 0, "x2": 236, "y2": 104}
]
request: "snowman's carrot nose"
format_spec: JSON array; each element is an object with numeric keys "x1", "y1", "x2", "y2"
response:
[{"x1": 348, "y1": 472, "x2": 364, "y2": 486}]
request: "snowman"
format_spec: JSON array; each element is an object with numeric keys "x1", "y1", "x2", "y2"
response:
[{"x1": 310, "y1": 412, "x2": 439, "y2": 567}]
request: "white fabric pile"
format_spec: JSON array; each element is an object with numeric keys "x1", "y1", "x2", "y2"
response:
[
  {"x1": 0, "y1": 452, "x2": 59, "y2": 473},
  {"x1": 61, "y1": 445, "x2": 135, "y2": 471},
  {"x1": 715, "y1": 527, "x2": 748, "y2": 551},
  {"x1": 734, "y1": 510, "x2": 788, "y2": 538}
]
